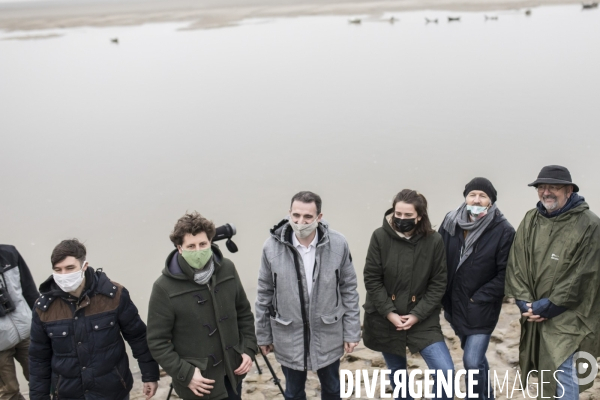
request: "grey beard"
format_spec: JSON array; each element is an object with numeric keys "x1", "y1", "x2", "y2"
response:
[{"x1": 543, "y1": 198, "x2": 559, "y2": 210}]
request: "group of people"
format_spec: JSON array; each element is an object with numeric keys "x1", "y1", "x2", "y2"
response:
[{"x1": 0, "y1": 164, "x2": 599, "y2": 400}]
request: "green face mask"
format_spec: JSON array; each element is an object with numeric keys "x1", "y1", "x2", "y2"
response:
[{"x1": 181, "y1": 248, "x2": 213, "y2": 270}]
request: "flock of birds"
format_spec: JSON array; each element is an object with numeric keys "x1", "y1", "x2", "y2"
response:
[
  {"x1": 347, "y1": 2, "x2": 598, "y2": 25},
  {"x1": 105, "y1": 1, "x2": 599, "y2": 44}
]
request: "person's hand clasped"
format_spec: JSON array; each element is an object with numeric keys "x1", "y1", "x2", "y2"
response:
[
  {"x1": 234, "y1": 353, "x2": 253, "y2": 375},
  {"x1": 344, "y1": 342, "x2": 359, "y2": 353},
  {"x1": 260, "y1": 344, "x2": 274, "y2": 355},
  {"x1": 522, "y1": 302, "x2": 547, "y2": 323},
  {"x1": 188, "y1": 367, "x2": 215, "y2": 397},
  {"x1": 143, "y1": 382, "x2": 158, "y2": 400},
  {"x1": 396, "y1": 314, "x2": 419, "y2": 330}
]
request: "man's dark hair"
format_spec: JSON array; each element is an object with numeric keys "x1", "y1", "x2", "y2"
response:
[
  {"x1": 51, "y1": 239, "x2": 87, "y2": 267},
  {"x1": 170, "y1": 211, "x2": 216, "y2": 247},
  {"x1": 392, "y1": 189, "x2": 435, "y2": 236},
  {"x1": 290, "y1": 191, "x2": 322, "y2": 215}
]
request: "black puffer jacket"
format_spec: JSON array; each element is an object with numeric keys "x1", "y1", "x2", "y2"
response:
[
  {"x1": 439, "y1": 209, "x2": 515, "y2": 336},
  {"x1": 29, "y1": 267, "x2": 159, "y2": 400}
]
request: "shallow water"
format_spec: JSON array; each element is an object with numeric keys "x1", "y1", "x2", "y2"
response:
[{"x1": 1, "y1": 5, "x2": 599, "y2": 378}]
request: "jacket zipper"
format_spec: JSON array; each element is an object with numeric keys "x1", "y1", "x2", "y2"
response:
[
  {"x1": 335, "y1": 270, "x2": 340, "y2": 307},
  {"x1": 273, "y1": 273, "x2": 278, "y2": 313},
  {"x1": 290, "y1": 248, "x2": 310, "y2": 371},
  {"x1": 54, "y1": 375, "x2": 61, "y2": 399},
  {"x1": 114, "y1": 367, "x2": 127, "y2": 389}
]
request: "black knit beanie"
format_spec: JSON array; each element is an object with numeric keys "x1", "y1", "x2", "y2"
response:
[{"x1": 463, "y1": 177, "x2": 497, "y2": 203}]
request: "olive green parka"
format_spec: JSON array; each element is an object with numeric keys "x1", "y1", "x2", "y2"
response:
[
  {"x1": 505, "y1": 202, "x2": 600, "y2": 397},
  {"x1": 362, "y1": 209, "x2": 447, "y2": 355},
  {"x1": 147, "y1": 246, "x2": 257, "y2": 400}
]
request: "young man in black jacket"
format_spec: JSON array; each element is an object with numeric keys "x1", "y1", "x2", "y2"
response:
[
  {"x1": 439, "y1": 178, "x2": 515, "y2": 400},
  {"x1": 0, "y1": 244, "x2": 39, "y2": 400},
  {"x1": 28, "y1": 239, "x2": 159, "y2": 400}
]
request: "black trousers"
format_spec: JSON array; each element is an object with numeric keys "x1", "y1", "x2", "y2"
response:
[{"x1": 224, "y1": 375, "x2": 243, "y2": 400}]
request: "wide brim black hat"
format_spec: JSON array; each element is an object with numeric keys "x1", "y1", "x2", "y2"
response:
[{"x1": 528, "y1": 165, "x2": 579, "y2": 192}]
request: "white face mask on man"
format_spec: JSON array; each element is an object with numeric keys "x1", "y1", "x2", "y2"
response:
[
  {"x1": 53, "y1": 261, "x2": 87, "y2": 293},
  {"x1": 289, "y1": 218, "x2": 319, "y2": 239}
]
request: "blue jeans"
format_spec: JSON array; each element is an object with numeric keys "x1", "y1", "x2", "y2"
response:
[
  {"x1": 382, "y1": 341, "x2": 454, "y2": 400},
  {"x1": 457, "y1": 333, "x2": 493, "y2": 400},
  {"x1": 281, "y1": 359, "x2": 340, "y2": 400},
  {"x1": 555, "y1": 353, "x2": 578, "y2": 400}
]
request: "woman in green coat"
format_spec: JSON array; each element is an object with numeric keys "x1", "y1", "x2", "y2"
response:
[{"x1": 363, "y1": 189, "x2": 454, "y2": 400}]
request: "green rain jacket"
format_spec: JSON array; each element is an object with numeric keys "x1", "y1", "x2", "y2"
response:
[{"x1": 505, "y1": 201, "x2": 600, "y2": 397}]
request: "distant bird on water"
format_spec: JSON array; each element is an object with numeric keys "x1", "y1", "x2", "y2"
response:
[
  {"x1": 582, "y1": 2, "x2": 598, "y2": 9},
  {"x1": 484, "y1": 15, "x2": 499, "y2": 20},
  {"x1": 348, "y1": 18, "x2": 361, "y2": 24},
  {"x1": 425, "y1": 18, "x2": 439, "y2": 23},
  {"x1": 388, "y1": 16, "x2": 398, "y2": 23},
  {"x1": 525, "y1": 9, "x2": 532, "y2": 15},
  {"x1": 110, "y1": 38, "x2": 119, "y2": 44},
  {"x1": 448, "y1": 16, "x2": 461, "y2": 22}
]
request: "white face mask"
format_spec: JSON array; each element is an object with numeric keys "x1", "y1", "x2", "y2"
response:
[
  {"x1": 467, "y1": 205, "x2": 488, "y2": 218},
  {"x1": 289, "y1": 217, "x2": 319, "y2": 239},
  {"x1": 53, "y1": 261, "x2": 86, "y2": 293}
]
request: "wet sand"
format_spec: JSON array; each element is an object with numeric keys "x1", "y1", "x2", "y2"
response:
[{"x1": 0, "y1": 0, "x2": 587, "y2": 31}]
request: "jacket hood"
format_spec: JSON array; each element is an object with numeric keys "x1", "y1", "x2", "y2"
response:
[
  {"x1": 269, "y1": 216, "x2": 330, "y2": 246},
  {"x1": 163, "y1": 243, "x2": 224, "y2": 281},
  {"x1": 37, "y1": 267, "x2": 116, "y2": 311}
]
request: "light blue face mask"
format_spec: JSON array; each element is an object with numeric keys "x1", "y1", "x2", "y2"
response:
[{"x1": 467, "y1": 205, "x2": 488, "y2": 218}]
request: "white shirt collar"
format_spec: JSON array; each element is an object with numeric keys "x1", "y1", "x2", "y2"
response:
[{"x1": 292, "y1": 230, "x2": 319, "y2": 249}]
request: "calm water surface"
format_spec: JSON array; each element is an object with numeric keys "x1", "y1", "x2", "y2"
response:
[{"x1": 1, "y1": 5, "x2": 600, "y2": 375}]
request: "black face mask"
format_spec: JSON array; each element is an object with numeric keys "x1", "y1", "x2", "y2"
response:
[{"x1": 393, "y1": 217, "x2": 417, "y2": 233}]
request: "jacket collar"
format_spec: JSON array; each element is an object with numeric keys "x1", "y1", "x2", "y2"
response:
[{"x1": 37, "y1": 267, "x2": 114, "y2": 311}]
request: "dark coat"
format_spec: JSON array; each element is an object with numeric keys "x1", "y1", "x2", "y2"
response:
[
  {"x1": 362, "y1": 209, "x2": 447, "y2": 356},
  {"x1": 146, "y1": 245, "x2": 257, "y2": 400},
  {"x1": 28, "y1": 267, "x2": 160, "y2": 400},
  {"x1": 439, "y1": 209, "x2": 515, "y2": 336}
]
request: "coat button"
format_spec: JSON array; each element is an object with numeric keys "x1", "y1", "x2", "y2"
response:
[
  {"x1": 74, "y1": 316, "x2": 78, "y2": 320},
  {"x1": 113, "y1": 286, "x2": 116, "y2": 289},
  {"x1": 63, "y1": 332, "x2": 66, "y2": 336},
  {"x1": 412, "y1": 296, "x2": 416, "y2": 302},
  {"x1": 110, "y1": 322, "x2": 114, "y2": 326},
  {"x1": 49, "y1": 333, "x2": 53, "y2": 336},
  {"x1": 335, "y1": 317, "x2": 338, "y2": 321},
  {"x1": 391, "y1": 294, "x2": 396, "y2": 301},
  {"x1": 95, "y1": 325, "x2": 98, "y2": 329},
  {"x1": 78, "y1": 342, "x2": 82, "y2": 345},
  {"x1": 109, "y1": 293, "x2": 113, "y2": 296},
  {"x1": 82, "y1": 367, "x2": 86, "y2": 370}
]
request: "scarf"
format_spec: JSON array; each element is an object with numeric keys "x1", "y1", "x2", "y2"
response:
[
  {"x1": 442, "y1": 202, "x2": 497, "y2": 271},
  {"x1": 193, "y1": 258, "x2": 215, "y2": 286}
]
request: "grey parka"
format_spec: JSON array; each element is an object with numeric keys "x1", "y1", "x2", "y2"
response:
[{"x1": 255, "y1": 219, "x2": 361, "y2": 371}]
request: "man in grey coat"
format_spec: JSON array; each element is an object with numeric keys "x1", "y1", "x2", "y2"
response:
[{"x1": 255, "y1": 191, "x2": 361, "y2": 400}]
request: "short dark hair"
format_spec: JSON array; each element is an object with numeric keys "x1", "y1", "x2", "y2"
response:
[
  {"x1": 290, "y1": 191, "x2": 322, "y2": 214},
  {"x1": 392, "y1": 189, "x2": 435, "y2": 236},
  {"x1": 170, "y1": 211, "x2": 216, "y2": 247},
  {"x1": 51, "y1": 239, "x2": 87, "y2": 267}
]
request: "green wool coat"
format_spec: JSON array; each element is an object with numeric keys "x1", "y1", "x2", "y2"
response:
[
  {"x1": 362, "y1": 209, "x2": 447, "y2": 356},
  {"x1": 505, "y1": 202, "x2": 600, "y2": 397},
  {"x1": 147, "y1": 246, "x2": 257, "y2": 400}
]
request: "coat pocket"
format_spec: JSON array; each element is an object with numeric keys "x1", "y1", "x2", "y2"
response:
[
  {"x1": 90, "y1": 313, "x2": 119, "y2": 349},
  {"x1": 270, "y1": 316, "x2": 293, "y2": 358},
  {"x1": 466, "y1": 299, "x2": 500, "y2": 329},
  {"x1": 318, "y1": 308, "x2": 345, "y2": 355},
  {"x1": 46, "y1": 325, "x2": 74, "y2": 356}
]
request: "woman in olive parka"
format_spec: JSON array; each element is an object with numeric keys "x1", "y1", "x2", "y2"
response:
[{"x1": 363, "y1": 189, "x2": 454, "y2": 400}]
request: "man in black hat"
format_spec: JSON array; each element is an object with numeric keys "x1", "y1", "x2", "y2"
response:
[{"x1": 505, "y1": 165, "x2": 600, "y2": 399}]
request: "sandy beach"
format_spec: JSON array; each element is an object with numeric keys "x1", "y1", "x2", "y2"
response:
[{"x1": 0, "y1": 0, "x2": 588, "y2": 31}]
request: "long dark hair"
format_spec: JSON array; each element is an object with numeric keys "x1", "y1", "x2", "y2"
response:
[{"x1": 392, "y1": 189, "x2": 435, "y2": 236}]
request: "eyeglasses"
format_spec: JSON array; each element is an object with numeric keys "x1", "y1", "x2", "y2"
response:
[{"x1": 536, "y1": 185, "x2": 565, "y2": 193}]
